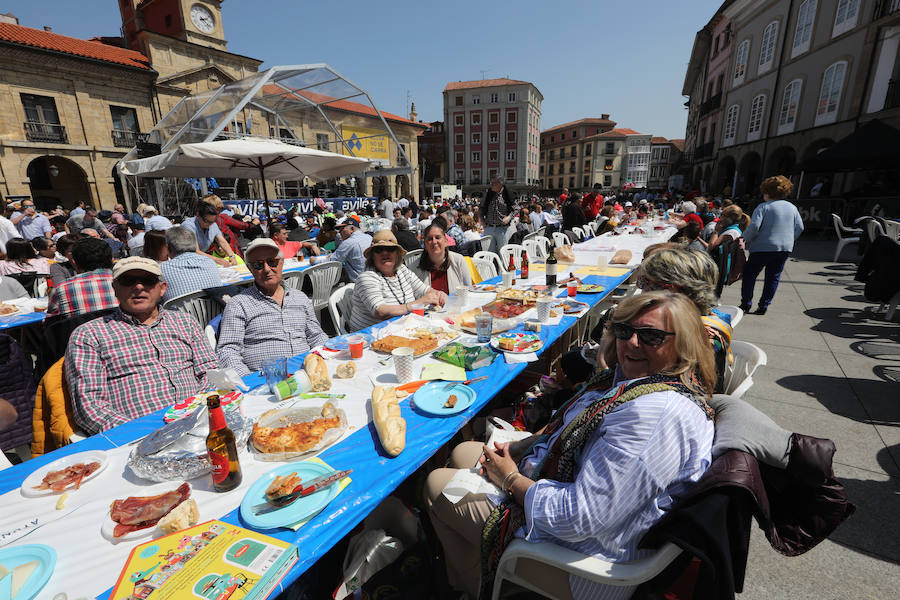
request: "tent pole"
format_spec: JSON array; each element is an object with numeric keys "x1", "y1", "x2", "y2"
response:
[
  {"x1": 260, "y1": 164, "x2": 272, "y2": 225},
  {"x1": 796, "y1": 171, "x2": 804, "y2": 199}
]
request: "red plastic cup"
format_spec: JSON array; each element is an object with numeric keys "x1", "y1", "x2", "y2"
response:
[
  {"x1": 348, "y1": 336, "x2": 364, "y2": 359},
  {"x1": 411, "y1": 304, "x2": 427, "y2": 316},
  {"x1": 567, "y1": 281, "x2": 578, "y2": 297}
]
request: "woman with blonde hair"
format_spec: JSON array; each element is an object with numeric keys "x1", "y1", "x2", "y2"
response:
[
  {"x1": 740, "y1": 175, "x2": 804, "y2": 315},
  {"x1": 425, "y1": 290, "x2": 715, "y2": 600}
]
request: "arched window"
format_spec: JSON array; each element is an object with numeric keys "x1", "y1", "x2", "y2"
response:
[
  {"x1": 792, "y1": 0, "x2": 817, "y2": 57},
  {"x1": 733, "y1": 40, "x2": 750, "y2": 85},
  {"x1": 759, "y1": 22, "x2": 779, "y2": 73},
  {"x1": 832, "y1": 0, "x2": 860, "y2": 37},
  {"x1": 747, "y1": 94, "x2": 767, "y2": 141},
  {"x1": 815, "y1": 61, "x2": 847, "y2": 126},
  {"x1": 778, "y1": 79, "x2": 803, "y2": 135},
  {"x1": 723, "y1": 104, "x2": 740, "y2": 146}
]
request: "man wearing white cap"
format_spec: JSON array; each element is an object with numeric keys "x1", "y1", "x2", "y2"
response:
[
  {"x1": 143, "y1": 205, "x2": 173, "y2": 231},
  {"x1": 311, "y1": 216, "x2": 370, "y2": 282},
  {"x1": 65, "y1": 256, "x2": 218, "y2": 434},
  {"x1": 217, "y1": 238, "x2": 328, "y2": 376}
]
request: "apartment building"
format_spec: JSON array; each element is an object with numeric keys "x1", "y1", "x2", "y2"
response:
[
  {"x1": 442, "y1": 78, "x2": 543, "y2": 191},
  {"x1": 538, "y1": 116, "x2": 616, "y2": 192},
  {"x1": 649, "y1": 138, "x2": 685, "y2": 189}
]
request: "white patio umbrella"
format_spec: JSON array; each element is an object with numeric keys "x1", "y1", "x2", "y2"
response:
[{"x1": 121, "y1": 137, "x2": 371, "y2": 221}]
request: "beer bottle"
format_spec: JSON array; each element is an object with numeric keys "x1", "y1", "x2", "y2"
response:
[
  {"x1": 508, "y1": 253, "x2": 517, "y2": 285},
  {"x1": 545, "y1": 239, "x2": 558, "y2": 287},
  {"x1": 206, "y1": 395, "x2": 242, "y2": 492},
  {"x1": 520, "y1": 249, "x2": 529, "y2": 280}
]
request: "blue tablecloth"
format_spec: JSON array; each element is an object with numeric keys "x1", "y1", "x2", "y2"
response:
[{"x1": 0, "y1": 267, "x2": 633, "y2": 599}]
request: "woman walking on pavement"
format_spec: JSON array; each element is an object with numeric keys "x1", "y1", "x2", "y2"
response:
[{"x1": 739, "y1": 175, "x2": 804, "y2": 315}]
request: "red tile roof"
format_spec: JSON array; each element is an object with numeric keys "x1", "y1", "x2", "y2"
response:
[
  {"x1": 593, "y1": 128, "x2": 644, "y2": 139},
  {"x1": 670, "y1": 139, "x2": 685, "y2": 151},
  {"x1": 542, "y1": 117, "x2": 616, "y2": 134},
  {"x1": 651, "y1": 136, "x2": 669, "y2": 144},
  {"x1": 444, "y1": 78, "x2": 531, "y2": 91},
  {"x1": 0, "y1": 22, "x2": 152, "y2": 70},
  {"x1": 262, "y1": 85, "x2": 427, "y2": 128}
]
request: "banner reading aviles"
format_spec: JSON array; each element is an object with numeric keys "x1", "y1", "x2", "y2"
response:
[{"x1": 341, "y1": 125, "x2": 390, "y2": 167}]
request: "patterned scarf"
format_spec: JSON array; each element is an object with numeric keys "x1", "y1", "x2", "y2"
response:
[{"x1": 478, "y1": 371, "x2": 713, "y2": 599}]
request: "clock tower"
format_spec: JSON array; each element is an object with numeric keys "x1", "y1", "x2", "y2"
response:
[{"x1": 120, "y1": 0, "x2": 228, "y2": 52}]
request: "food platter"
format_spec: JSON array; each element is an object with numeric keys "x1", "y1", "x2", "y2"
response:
[
  {"x1": 552, "y1": 299, "x2": 589, "y2": 314},
  {"x1": 250, "y1": 403, "x2": 348, "y2": 461},
  {"x1": 0, "y1": 544, "x2": 56, "y2": 600},
  {"x1": 101, "y1": 482, "x2": 195, "y2": 542},
  {"x1": 490, "y1": 332, "x2": 543, "y2": 354},
  {"x1": 21, "y1": 450, "x2": 109, "y2": 497},
  {"x1": 412, "y1": 382, "x2": 477, "y2": 416},
  {"x1": 471, "y1": 283, "x2": 497, "y2": 292},
  {"x1": 372, "y1": 315, "x2": 460, "y2": 357},
  {"x1": 576, "y1": 283, "x2": 606, "y2": 293},
  {"x1": 240, "y1": 461, "x2": 343, "y2": 529},
  {"x1": 0, "y1": 302, "x2": 22, "y2": 317},
  {"x1": 163, "y1": 390, "x2": 243, "y2": 423},
  {"x1": 324, "y1": 332, "x2": 375, "y2": 352}
]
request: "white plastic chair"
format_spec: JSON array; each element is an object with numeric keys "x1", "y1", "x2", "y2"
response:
[
  {"x1": 571, "y1": 226, "x2": 585, "y2": 242},
  {"x1": 883, "y1": 220, "x2": 900, "y2": 241},
  {"x1": 724, "y1": 340, "x2": 768, "y2": 398},
  {"x1": 717, "y1": 305, "x2": 744, "y2": 328},
  {"x1": 479, "y1": 236, "x2": 493, "y2": 253},
  {"x1": 297, "y1": 261, "x2": 343, "y2": 322},
  {"x1": 473, "y1": 251, "x2": 504, "y2": 276},
  {"x1": 523, "y1": 237, "x2": 550, "y2": 261},
  {"x1": 403, "y1": 249, "x2": 423, "y2": 270},
  {"x1": 473, "y1": 257, "x2": 498, "y2": 281},
  {"x1": 328, "y1": 283, "x2": 355, "y2": 335},
  {"x1": 552, "y1": 232, "x2": 571, "y2": 247},
  {"x1": 499, "y1": 244, "x2": 525, "y2": 270},
  {"x1": 491, "y1": 539, "x2": 682, "y2": 600},
  {"x1": 204, "y1": 324, "x2": 218, "y2": 350},
  {"x1": 162, "y1": 290, "x2": 223, "y2": 329},
  {"x1": 865, "y1": 219, "x2": 885, "y2": 244},
  {"x1": 831, "y1": 214, "x2": 862, "y2": 262}
]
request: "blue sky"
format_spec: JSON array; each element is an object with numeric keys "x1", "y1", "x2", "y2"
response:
[{"x1": 5, "y1": 0, "x2": 717, "y2": 139}]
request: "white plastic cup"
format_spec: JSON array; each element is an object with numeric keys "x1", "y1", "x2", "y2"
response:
[
  {"x1": 501, "y1": 271, "x2": 513, "y2": 289},
  {"x1": 597, "y1": 255, "x2": 609, "y2": 269},
  {"x1": 536, "y1": 297, "x2": 553, "y2": 323},
  {"x1": 392, "y1": 347, "x2": 415, "y2": 384},
  {"x1": 454, "y1": 285, "x2": 469, "y2": 305}
]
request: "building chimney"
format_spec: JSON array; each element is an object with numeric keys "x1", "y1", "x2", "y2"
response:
[
  {"x1": 601, "y1": 113, "x2": 610, "y2": 120},
  {"x1": 0, "y1": 12, "x2": 19, "y2": 24},
  {"x1": 43, "y1": 26, "x2": 52, "y2": 32}
]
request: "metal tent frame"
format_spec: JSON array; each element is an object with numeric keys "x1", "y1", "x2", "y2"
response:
[{"x1": 117, "y1": 64, "x2": 414, "y2": 212}]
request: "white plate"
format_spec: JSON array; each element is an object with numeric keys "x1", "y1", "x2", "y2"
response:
[
  {"x1": 0, "y1": 304, "x2": 22, "y2": 317},
  {"x1": 20, "y1": 450, "x2": 109, "y2": 498},
  {"x1": 101, "y1": 482, "x2": 194, "y2": 543}
]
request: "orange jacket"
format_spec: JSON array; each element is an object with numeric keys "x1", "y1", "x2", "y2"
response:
[{"x1": 31, "y1": 357, "x2": 76, "y2": 456}]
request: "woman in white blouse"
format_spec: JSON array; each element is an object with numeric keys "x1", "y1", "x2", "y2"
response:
[{"x1": 347, "y1": 230, "x2": 447, "y2": 332}]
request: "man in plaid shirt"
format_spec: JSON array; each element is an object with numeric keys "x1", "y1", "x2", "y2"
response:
[
  {"x1": 65, "y1": 256, "x2": 218, "y2": 434},
  {"x1": 47, "y1": 238, "x2": 118, "y2": 317}
]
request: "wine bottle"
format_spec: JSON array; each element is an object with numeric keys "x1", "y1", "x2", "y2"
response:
[
  {"x1": 520, "y1": 249, "x2": 529, "y2": 280},
  {"x1": 206, "y1": 394, "x2": 242, "y2": 492},
  {"x1": 545, "y1": 239, "x2": 558, "y2": 287}
]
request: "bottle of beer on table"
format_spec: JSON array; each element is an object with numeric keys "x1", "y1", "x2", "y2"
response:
[
  {"x1": 545, "y1": 240, "x2": 558, "y2": 287},
  {"x1": 520, "y1": 249, "x2": 529, "y2": 280},
  {"x1": 206, "y1": 394, "x2": 242, "y2": 492},
  {"x1": 508, "y1": 253, "x2": 517, "y2": 285}
]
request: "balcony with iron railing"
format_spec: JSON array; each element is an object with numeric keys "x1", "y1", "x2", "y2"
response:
[
  {"x1": 111, "y1": 129, "x2": 147, "y2": 148},
  {"x1": 874, "y1": 0, "x2": 900, "y2": 20},
  {"x1": 699, "y1": 93, "x2": 722, "y2": 117},
  {"x1": 886, "y1": 79, "x2": 900, "y2": 110},
  {"x1": 24, "y1": 121, "x2": 68, "y2": 144}
]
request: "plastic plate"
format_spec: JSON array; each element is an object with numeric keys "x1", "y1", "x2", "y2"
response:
[
  {"x1": 576, "y1": 284, "x2": 606, "y2": 293},
  {"x1": 21, "y1": 450, "x2": 109, "y2": 498},
  {"x1": 324, "y1": 332, "x2": 375, "y2": 351},
  {"x1": 412, "y1": 381, "x2": 477, "y2": 416},
  {"x1": 0, "y1": 544, "x2": 56, "y2": 600},
  {"x1": 240, "y1": 462, "x2": 342, "y2": 530}
]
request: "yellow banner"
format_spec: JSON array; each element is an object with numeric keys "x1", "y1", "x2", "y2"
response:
[{"x1": 341, "y1": 125, "x2": 390, "y2": 163}]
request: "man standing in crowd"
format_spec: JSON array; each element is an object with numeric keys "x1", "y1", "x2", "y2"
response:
[
  {"x1": 10, "y1": 199, "x2": 52, "y2": 240},
  {"x1": 69, "y1": 200, "x2": 86, "y2": 218},
  {"x1": 143, "y1": 205, "x2": 173, "y2": 231},
  {"x1": 159, "y1": 226, "x2": 223, "y2": 302},
  {"x1": 0, "y1": 201, "x2": 18, "y2": 253},
  {"x1": 66, "y1": 256, "x2": 218, "y2": 434},
  {"x1": 312, "y1": 216, "x2": 370, "y2": 282},
  {"x1": 480, "y1": 178, "x2": 514, "y2": 252},
  {"x1": 66, "y1": 209, "x2": 115, "y2": 239},
  {"x1": 558, "y1": 187, "x2": 569, "y2": 204},
  {"x1": 182, "y1": 201, "x2": 239, "y2": 266},
  {"x1": 46, "y1": 237, "x2": 117, "y2": 318},
  {"x1": 562, "y1": 192, "x2": 586, "y2": 233},
  {"x1": 217, "y1": 238, "x2": 328, "y2": 376},
  {"x1": 529, "y1": 203, "x2": 545, "y2": 231},
  {"x1": 380, "y1": 197, "x2": 395, "y2": 219}
]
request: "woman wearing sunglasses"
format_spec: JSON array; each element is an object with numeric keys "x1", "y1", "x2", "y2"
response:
[
  {"x1": 347, "y1": 230, "x2": 447, "y2": 332},
  {"x1": 425, "y1": 291, "x2": 715, "y2": 600}
]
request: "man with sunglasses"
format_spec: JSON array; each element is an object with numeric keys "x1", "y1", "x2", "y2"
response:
[
  {"x1": 182, "y1": 201, "x2": 238, "y2": 267},
  {"x1": 10, "y1": 199, "x2": 53, "y2": 240},
  {"x1": 217, "y1": 238, "x2": 328, "y2": 377},
  {"x1": 65, "y1": 256, "x2": 218, "y2": 434}
]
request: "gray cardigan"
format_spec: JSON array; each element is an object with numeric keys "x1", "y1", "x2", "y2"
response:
[{"x1": 410, "y1": 250, "x2": 472, "y2": 291}]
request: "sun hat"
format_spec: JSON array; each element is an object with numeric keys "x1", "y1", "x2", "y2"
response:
[
  {"x1": 112, "y1": 256, "x2": 162, "y2": 280},
  {"x1": 143, "y1": 205, "x2": 158, "y2": 215},
  {"x1": 244, "y1": 237, "x2": 283, "y2": 259},
  {"x1": 363, "y1": 229, "x2": 406, "y2": 259}
]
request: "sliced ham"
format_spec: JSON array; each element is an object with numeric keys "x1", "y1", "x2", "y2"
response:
[
  {"x1": 110, "y1": 482, "x2": 190, "y2": 537},
  {"x1": 34, "y1": 461, "x2": 101, "y2": 492}
]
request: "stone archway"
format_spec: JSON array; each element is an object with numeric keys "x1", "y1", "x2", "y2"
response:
[
  {"x1": 716, "y1": 156, "x2": 736, "y2": 194},
  {"x1": 737, "y1": 152, "x2": 762, "y2": 196},
  {"x1": 372, "y1": 176, "x2": 388, "y2": 199},
  {"x1": 394, "y1": 174, "x2": 410, "y2": 199},
  {"x1": 27, "y1": 156, "x2": 92, "y2": 210},
  {"x1": 766, "y1": 146, "x2": 797, "y2": 177}
]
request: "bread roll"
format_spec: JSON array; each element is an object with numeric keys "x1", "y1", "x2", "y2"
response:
[
  {"x1": 304, "y1": 353, "x2": 331, "y2": 391},
  {"x1": 610, "y1": 249, "x2": 632, "y2": 264},
  {"x1": 335, "y1": 362, "x2": 357, "y2": 379},
  {"x1": 371, "y1": 386, "x2": 406, "y2": 457},
  {"x1": 158, "y1": 499, "x2": 199, "y2": 534}
]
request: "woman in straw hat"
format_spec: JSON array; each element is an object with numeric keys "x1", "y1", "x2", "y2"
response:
[{"x1": 347, "y1": 230, "x2": 448, "y2": 332}]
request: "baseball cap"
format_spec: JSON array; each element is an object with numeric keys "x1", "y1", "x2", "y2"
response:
[
  {"x1": 624, "y1": 201, "x2": 633, "y2": 207},
  {"x1": 244, "y1": 237, "x2": 283, "y2": 259},
  {"x1": 143, "y1": 205, "x2": 158, "y2": 215},
  {"x1": 112, "y1": 256, "x2": 162, "y2": 280}
]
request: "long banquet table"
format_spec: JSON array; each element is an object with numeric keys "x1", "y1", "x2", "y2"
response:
[{"x1": 0, "y1": 226, "x2": 675, "y2": 600}]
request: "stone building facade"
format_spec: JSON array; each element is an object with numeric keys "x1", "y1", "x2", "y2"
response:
[{"x1": 538, "y1": 116, "x2": 616, "y2": 193}]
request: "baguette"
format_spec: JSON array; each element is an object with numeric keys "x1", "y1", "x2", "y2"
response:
[
  {"x1": 304, "y1": 353, "x2": 331, "y2": 391},
  {"x1": 371, "y1": 385, "x2": 406, "y2": 457},
  {"x1": 610, "y1": 249, "x2": 632, "y2": 264}
]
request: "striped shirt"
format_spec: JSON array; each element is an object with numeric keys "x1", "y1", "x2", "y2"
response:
[
  {"x1": 347, "y1": 265, "x2": 429, "y2": 332},
  {"x1": 65, "y1": 308, "x2": 218, "y2": 434},
  {"x1": 46, "y1": 269, "x2": 118, "y2": 317},
  {"x1": 216, "y1": 284, "x2": 329, "y2": 376},
  {"x1": 160, "y1": 252, "x2": 223, "y2": 302},
  {"x1": 520, "y1": 384, "x2": 714, "y2": 600}
]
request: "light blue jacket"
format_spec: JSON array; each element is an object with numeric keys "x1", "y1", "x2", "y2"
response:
[{"x1": 742, "y1": 200, "x2": 804, "y2": 253}]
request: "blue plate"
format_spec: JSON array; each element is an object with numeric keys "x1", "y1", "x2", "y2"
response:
[
  {"x1": 324, "y1": 332, "x2": 375, "y2": 351},
  {"x1": 240, "y1": 462, "x2": 342, "y2": 530},
  {"x1": 0, "y1": 544, "x2": 56, "y2": 600},
  {"x1": 413, "y1": 381, "x2": 477, "y2": 416}
]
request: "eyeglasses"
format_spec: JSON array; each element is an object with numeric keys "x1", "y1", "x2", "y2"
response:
[
  {"x1": 372, "y1": 246, "x2": 396, "y2": 255},
  {"x1": 248, "y1": 258, "x2": 281, "y2": 271},
  {"x1": 117, "y1": 274, "x2": 160, "y2": 287},
  {"x1": 611, "y1": 322, "x2": 675, "y2": 347}
]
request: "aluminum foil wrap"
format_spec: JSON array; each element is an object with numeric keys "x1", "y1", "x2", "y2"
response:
[{"x1": 127, "y1": 410, "x2": 254, "y2": 482}]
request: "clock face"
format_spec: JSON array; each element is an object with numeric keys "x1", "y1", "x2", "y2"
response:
[{"x1": 190, "y1": 4, "x2": 215, "y2": 33}]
